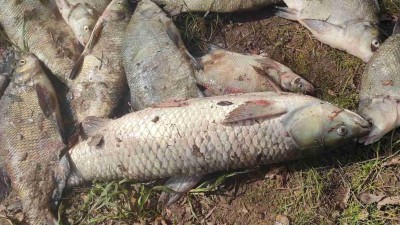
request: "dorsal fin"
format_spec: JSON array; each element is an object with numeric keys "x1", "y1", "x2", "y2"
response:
[
  {"x1": 81, "y1": 116, "x2": 110, "y2": 137},
  {"x1": 222, "y1": 100, "x2": 287, "y2": 124}
]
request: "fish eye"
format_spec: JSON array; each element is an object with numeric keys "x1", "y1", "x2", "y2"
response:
[
  {"x1": 337, "y1": 126, "x2": 348, "y2": 136},
  {"x1": 83, "y1": 25, "x2": 89, "y2": 31},
  {"x1": 298, "y1": 83, "x2": 303, "y2": 89},
  {"x1": 371, "y1": 39, "x2": 380, "y2": 52},
  {"x1": 19, "y1": 59, "x2": 26, "y2": 66}
]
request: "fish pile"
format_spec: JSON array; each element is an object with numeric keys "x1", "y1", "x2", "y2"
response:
[{"x1": 0, "y1": 0, "x2": 397, "y2": 223}]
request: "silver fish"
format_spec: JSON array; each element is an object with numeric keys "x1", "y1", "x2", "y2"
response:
[
  {"x1": 66, "y1": 93, "x2": 370, "y2": 186},
  {"x1": 68, "y1": 0, "x2": 133, "y2": 123},
  {"x1": 122, "y1": 0, "x2": 202, "y2": 111},
  {"x1": 152, "y1": 0, "x2": 283, "y2": 15},
  {"x1": 195, "y1": 48, "x2": 314, "y2": 95},
  {"x1": 276, "y1": 0, "x2": 381, "y2": 62},
  {"x1": 0, "y1": 53, "x2": 67, "y2": 224},
  {"x1": 55, "y1": 0, "x2": 111, "y2": 45},
  {"x1": 0, "y1": 0, "x2": 82, "y2": 84},
  {"x1": 358, "y1": 29, "x2": 400, "y2": 144}
]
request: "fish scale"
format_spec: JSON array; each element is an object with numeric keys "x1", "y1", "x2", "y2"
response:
[
  {"x1": 0, "y1": 0, "x2": 81, "y2": 84},
  {"x1": 67, "y1": 92, "x2": 370, "y2": 187}
]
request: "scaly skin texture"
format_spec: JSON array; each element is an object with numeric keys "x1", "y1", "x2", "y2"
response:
[
  {"x1": 0, "y1": 0, "x2": 82, "y2": 84},
  {"x1": 68, "y1": 0, "x2": 133, "y2": 122},
  {"x1": 0, "y1": 54, "x2": 66, "y2": 224},
  {"x1": 152, "y1": 0, "x2": 283, "y2": 15},
  {"x1": 67, "y1": 93, "x2": 370, "y2": 186},
  {"x1": 358, "y1": 34, "x2": 400, "y2": 144},
  {"x1": 195, "y1": 49, "x2": 314, "y2": 95},
  {"x1": 55, "y1": 0, "x2": 111, "y2": 45},
  {"x1": 280, "y1": 0, "x2": 380, "y2": 62},
  {"x1": 123, "y1": 0, "x2": 201, "y2": 111}
]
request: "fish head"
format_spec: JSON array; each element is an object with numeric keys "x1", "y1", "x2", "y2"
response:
[
  {"x1": 281, "y1": 72, "x2": 314, "y2": 94},
  {"x1": 345, "y1": 22, "x2": 381, "y2": 62},
  {"x1": 286, "y1": 102, "x2": 370, "y2": 151},
  {"x1": 69, "y1": 4, "x2": 98, "y2": 45},
  {"x1": 358, "y1": 96, "x2": 400, "y2": 145},
  {"x1": 104, "y1": 0, "x2": 132, "y2": 20},
  {"x1": 14, "y1": 53, "x2": 41, "y2": 85}
]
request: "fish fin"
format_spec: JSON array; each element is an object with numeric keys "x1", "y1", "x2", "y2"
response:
[
  {"x1": 81, "y1": 116, "x2": 110, "y2": 137},
  {"x1": 0, "y1": 166, "x2": 11, "y2": 202},
  {"x1": 223, "y1": 100, "x2": 287, "y2": 124},
  {"x1": 252, "y1": 65, "x2": 283, "y2": 92},
  {"x1": 69, "y1": 54, "x2": 85, "y2": 79},
  {"x1": 85, "y1": 18, "x2": 105, "y2": 52},
  {"x1": 394, "y1": 16, "x2": 400, "y2": 35},
  {"x1": 275, "y1": 6, "x2": 299, "y2": 21},
  {"x1": 160, "y1": 16, "x2": 202, "y2": 70},
  {"x1": 301, "y1": 19, "x2": 342, "y2": 35},
  {"x1": 159, "y1": 175, "x2": 203, "y2": 206},
  {"x1": 35, "y1": 83, "x2": 66, "y2": 143},
  {"x1": 51, "y1": 156, "x2": 70, "y2": 211}
]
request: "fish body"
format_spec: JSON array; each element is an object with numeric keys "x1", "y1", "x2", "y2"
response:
[
  {"x1": 358, "y1": 34, "x2": 400, "y2": 144},
  {"x1": 152, "y1": 0, "x2": 283, "y2": 15},
  {"x1": 0, "y1": 53, "x2": 66, "y2": 224},
  {"x1": 55, "y1": 0, "x2": 111, "y2": 45},
  {"x1": 122, "y1": 0, "x2": 201, "y2": 111},
  {"x1": 66, "y1": 93, "x2": 370, "y2": 186},
  {"x1": 195, "y1": 48, "x2": 314, "y2": 95},
  {"x1": 68, "y1": 0, "x2": 133, "y2": 122},
  {"x1": 0, "y1": 0, "x2": 82, "y2": 84},
  {"x1": 277, "y1": 0, "x2": 381, "y2": 62}
]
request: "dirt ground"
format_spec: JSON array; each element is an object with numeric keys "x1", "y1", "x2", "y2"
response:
[{"x1": 1, "y1": 1, "x2": 400, "y2": 225}]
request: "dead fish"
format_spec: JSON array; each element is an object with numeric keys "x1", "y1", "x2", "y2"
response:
[
  {"x1": 0, "y1": 0, "x2": 82, "y2": 84},
  {"x1": 0, "y1": 53, "x2": 67, "y2": 224},
  {"x1": 122, "y1": 0, "x2": 202, "y2": 111},
  {"x1": 195, "y1": 48, "x2": 314, "y2": 95},
  {"x1": 151, "y1": 0, "x2": 283, "y2": 15},
  {"x1": 66, "y1": 92, "x2": 370, "y2": 187},
  {"x1": 276, "y1": 0, "x2": 381, "y2": 62},
  {"x1": 67, "y1": 0, "x2": 134, "y2": 122},
  {"x1": 358, "y1": 24, "x2": 400, "y2": 145},
  {"x1": 55, "y1": 0, "x2": 111, "y2": 45}
]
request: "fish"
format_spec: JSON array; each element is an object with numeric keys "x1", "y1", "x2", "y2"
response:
[
  {"x1": 67, "y1": 0, "x2": 134, "y2": 123},
  {"x1": 55, "y1": 0, "x2": 111, "y2": 45},
  {"x1": 358, "y1": 24, "x2": 400, "y2": 145},
  {"x1": 0, "y1": 53, "x2": 67, "y2": 224},
  {"x1": 0, "y1": 42, "x2": 14, "y2": 100},
  {"x1": 151, "y1": 0, "x2": 283, "y2": 15},
  {"x1": 0, "y1": 0, "x2": 82, "y2": 84},
  {"x1": 195, "y1": 48, "x2": 314, "y2": 96},
  {"x1": 65, "y1": 92, "x2": 370, "y2": 187},
  {"x1": 276, "y1": 0, "x2": 381, "y2": 62},
  {"x1": 122, "y1": 0, "x2": 202, "y2": 111}
]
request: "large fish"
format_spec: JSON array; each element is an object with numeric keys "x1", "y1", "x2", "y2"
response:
[
  {"x1": 68, "y1": 0, "x2": 134, "y2": 123},
  {"x1": 122, "y1": 0, "x2": 202, "y2": 111},
  {"x1": 66, "y1": 93, "x2": 370, "y2": 187},
  {"x1": 0, "y1": 53, "x2": 67, "y2": 224},
  {"x1": 55, "y1": 0, "x2": 111, "y2": 45},
  {"x1": 276, "y1": 0, "x2": 381, "y2": 62},
  {"x1": 151, "y1": 0, "x2": 283, "y2": 15},
  {"x1": 195, "y1": 48, "x2": 314, "y2": 96},
  {"x1": 358, "y1": 25, "x2": 400, "y2": 145},
  {"x1": 0, "y1": 0, "x2": 82, "y2": 84}
]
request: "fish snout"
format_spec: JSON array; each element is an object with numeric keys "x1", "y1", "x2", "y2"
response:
[{"x1": 352, "y1": 113, "x2": 372, "y2": 137}]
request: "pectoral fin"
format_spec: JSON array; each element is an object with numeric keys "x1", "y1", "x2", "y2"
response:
[
  {"x1": 393, "y1": 15, "x2": 400, "y2": 35},
  {"x1": 81, "y1": 116, "x2": 110, "y2": 137},
  {"x1": 301, "y1": 19, "x2": 342, "y2": 35},
  {"x1": 223, "y1": 100, "x2": 287, "y2": 124},
  {"x1": 36, "y1": 83, "x2": 65, "y2": 143},
  {"x1": 160, "y1": 16, "x2": 202, "y2": 70}
]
